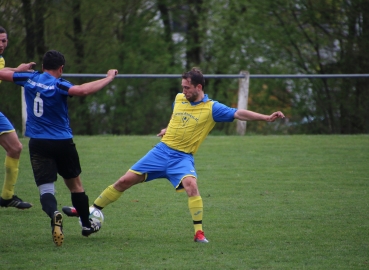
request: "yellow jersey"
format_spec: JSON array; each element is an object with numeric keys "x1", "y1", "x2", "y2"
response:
[
  {"x1": 162, "y1": 93, "x2": 236, "y2": 154},
  {"x1": 0, "y1": 55, "x2": 4, "y2": 69},
  {"x1": 0, "y1": 56, "x2": 4, "y2": 83}
]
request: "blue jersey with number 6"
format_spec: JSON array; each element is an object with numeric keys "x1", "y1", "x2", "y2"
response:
[{"x1": 13, "y1": 71, "x2": 74, "y2": 139}]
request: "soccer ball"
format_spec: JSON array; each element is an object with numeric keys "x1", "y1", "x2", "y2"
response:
[{"x1": 79, "y1": 206, "x2": 104, "y2": 226}]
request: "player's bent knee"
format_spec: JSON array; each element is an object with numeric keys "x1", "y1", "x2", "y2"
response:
[{"x1": 114, "y1": 172, "x2": 143, "y2": 191}]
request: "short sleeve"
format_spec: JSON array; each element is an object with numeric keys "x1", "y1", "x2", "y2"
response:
[
  {"x1": 56, "y1": 78, "x2": 74, "y2": 94},
  {"x1": 212, "y1": 101, "x2": 237, "y2": 122},
  {"x1": 13, "y1": 71, "x2": 34, "y2": 86}
]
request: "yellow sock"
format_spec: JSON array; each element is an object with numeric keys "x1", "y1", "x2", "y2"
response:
[
  {"x1": 188, "y1": 196, "x2": 203, "y2": 234},
  {"x1": 94, "y1": 185, "x2": 123, "y2": 208},
  {"x1": 1, "y1": 156, "x2": 19, "y2": 199}
]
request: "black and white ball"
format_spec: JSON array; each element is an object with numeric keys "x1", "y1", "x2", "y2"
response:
[{"x1": 79, "y1": 206, "x2": 104, "y2": 226}]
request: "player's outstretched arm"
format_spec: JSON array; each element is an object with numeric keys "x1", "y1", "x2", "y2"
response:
[
  {"x1": 68, "y1": 69, "x2": 118, "y2": 96},
  {"x1": 234, "y1": 109, "x2": 285, "y2": 122},
  {"x1": 0, "y1": 62, "x2": 36, "y2": 81}
]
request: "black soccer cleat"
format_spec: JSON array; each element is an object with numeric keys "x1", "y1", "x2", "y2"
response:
[
  {"x1": 0, "y1": 195, "x2": 32, "y2": 209},
  {"x1": 82, "y1": 218, "x2": 101, "y2": 237}
]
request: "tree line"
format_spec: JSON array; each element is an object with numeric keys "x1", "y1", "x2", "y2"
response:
[{"x1": 0, "y1": 0, "x2": 368, "y2": 135}]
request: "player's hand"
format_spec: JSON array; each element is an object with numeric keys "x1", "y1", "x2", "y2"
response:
[
  {"x1": 267, "y1": 111, "x2": 285, "y2": 122},
  {"x1": 107, "y1": 69, "x2": 118, "y2": 79},
  {"x1": 16, "y1": 62, "x2": 36, "y2": 72},
  {"x1": 157, "y1": 128, "x2": 167, "y2": 137}
]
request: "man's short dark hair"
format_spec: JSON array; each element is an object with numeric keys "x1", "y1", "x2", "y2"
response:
[
  {"x1": 182, "y1": 67, "x2": 205, "y2": 90},
  {"x1": 42, "y1": 50, "x2": 65, "y2": 70},
  {"x1": 0, "y1": 26, "x2": 7, "y2": 34}
]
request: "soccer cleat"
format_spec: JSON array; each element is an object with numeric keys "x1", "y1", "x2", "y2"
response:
[
  {"x1": 51, "y1": 211, "x2": 64, "y2": 246},
  {"x1": 194, "y1": 230, "x2": 209, "y2": 243},
  {"x1": 0, "y1": 195, "x2": 32, "y2": 209},
  {"x1": 82, "y1": 218, "x2": 101, "y2": 237},
  {"x1": 62, "y1": 206, "x2": 79, "y2": 217}
]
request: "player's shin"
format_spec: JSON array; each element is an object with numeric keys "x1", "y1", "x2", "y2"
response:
[
  {"x1": 40, "y1": 193, "x2": 58, "y2": 218},
  {"x1": 93, "y1": 185, "x2": 123, "y2": 209},
  {"x1": 188, "y1": 196, "x2": 203, "y2": 233},
  {"x1": 1, "y1": 156, "x2": 19, "y2": 199},
  {"x1": 71, "y1": 192, "x2": 91, "y2": 227}
]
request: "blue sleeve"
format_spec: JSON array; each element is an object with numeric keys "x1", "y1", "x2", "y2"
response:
[
  {"x1": 56, "y1": 78, "x2": 74, "y2": 95},
  {"x1": 13, "y1": 72, "x2": 34, "y2": 86},
  {"x1": 212, "y1": 101, "x2": 237, "y2": 122}
]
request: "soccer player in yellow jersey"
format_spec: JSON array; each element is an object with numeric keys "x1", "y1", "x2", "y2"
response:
[
  {"x1": 0, "y1": 26, "x2": 32, "y2": 209},
  {"x1": 63, "y1": 68, "x2": 285, "y2": 243}
]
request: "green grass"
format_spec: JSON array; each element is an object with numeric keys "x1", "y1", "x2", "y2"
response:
[{"x1": 0, "y1": 135, "x2": 368, "y2": 269}]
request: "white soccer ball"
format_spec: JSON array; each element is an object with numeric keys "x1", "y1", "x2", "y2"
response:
[{"x1": 79, "y1": 206, "x2": 104, "y2": 226}]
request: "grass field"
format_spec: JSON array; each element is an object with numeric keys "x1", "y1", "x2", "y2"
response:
[{"x1": 0, "y1": 135, "x2": 368, "y2": 270}]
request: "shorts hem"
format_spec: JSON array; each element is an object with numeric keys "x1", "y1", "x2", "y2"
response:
[{"x1": 128, "y1": 169, "x2": 147, "y2": 181}]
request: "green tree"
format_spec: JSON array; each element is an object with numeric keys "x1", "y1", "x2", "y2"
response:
[
  {"x1": 1, "y1": 0, "x2": 368, "y2": 135},
  {"x1": 244, "y1": 0, "x2": 369, "y2": 134}
]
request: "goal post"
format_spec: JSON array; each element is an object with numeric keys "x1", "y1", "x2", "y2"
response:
[
  {"x1": 237, "y1": 71, "x2": 250, "y2": 135},
  {"x1": 21, "y1": 87, "x2": 26, "y2": 137}
]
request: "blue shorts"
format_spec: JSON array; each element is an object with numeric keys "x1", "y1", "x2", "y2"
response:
[
  {"x1": 0, "y1": 112, "x2": 15, "y2": 135},
  {"x1": 130, "y1": 142, "x2": 197, "y2": 191}
]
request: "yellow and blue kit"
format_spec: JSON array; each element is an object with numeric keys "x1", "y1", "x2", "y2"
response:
[
  {"x1": 0, "y1": 55, "x2": 16, "y2": 134},
  {"x1": 130, "y1": 93, "x2": 237, "y2": 191},
  {"x1": 0, "y1": 55, "x2": 4, "y2": 70}
]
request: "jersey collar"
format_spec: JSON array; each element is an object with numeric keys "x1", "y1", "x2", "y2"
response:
[{"x1": 190, "y1": 94, "x2": 210, "y2": 105}]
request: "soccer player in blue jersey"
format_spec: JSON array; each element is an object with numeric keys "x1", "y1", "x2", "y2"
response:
[
  {"x1": 0, "y1": 26, "x2": 33, "y2": 209},
  {"x1": 63, "y1": 67, "x2": 285, "y2": 243},
  {"x1": 0, "y1": 50, "x2": 118, "y2": 246}
]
